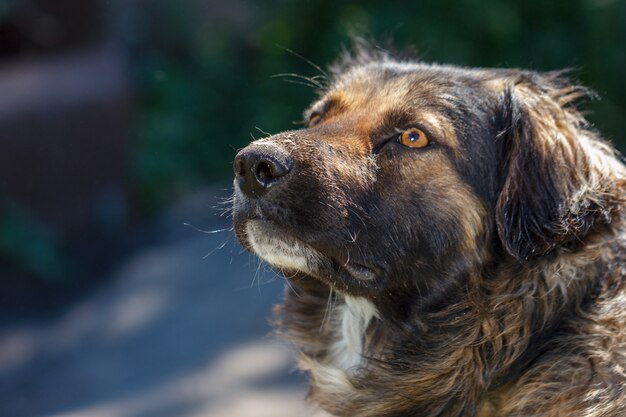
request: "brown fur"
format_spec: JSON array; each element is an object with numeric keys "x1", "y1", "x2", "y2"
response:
[{"x1": 232, "y1": 45, "x2": 626, "y2": 417}]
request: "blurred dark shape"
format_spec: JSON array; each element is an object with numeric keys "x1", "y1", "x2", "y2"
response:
[
  {"x1": 0, "y1": 46, "x2": 131, "y2": 234},
  {"x1": 0, "y1": 0, "x2": 103, "y2": 59},
  {"x1": 0, "y1": 0, "x2": 132, "y2": 317}
]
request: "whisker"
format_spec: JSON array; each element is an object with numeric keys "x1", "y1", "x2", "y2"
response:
[
  {"x1": 254, "y1": 126, "x2": 273, "y2": 137},
  {"x1": 320, "y1": 287, "x2": 335, "y2": 331},
  {"x1": 347, "y1": 205, "x2": 368, "y2": 227},
  {"x1": 250, "y1": 254, "x2": 263, "y2": 290},
  {"x1": 275, "y1": 44, "x2": 329, "y2": 79},
  {"x1": 211, "y1": 197, "x2": 234, "y2": 219},
  {"x1": 347, "y1": 230, "x2": 360, "y2": 244},
  {"x1": 215, "y1": 193, "x2": 234, "y2": 202},
  {"x1": 183, "y1": 223, "x2": 232, "y2": 234},
  {"x1": 274, "y1": 77, "x2": 321, "y2": 90},
  {"x1": 219, "y1": 207, "x2": 233, "y2": 218},
  {"x1": 203, "y1": 238, "x2": 230, "y2": 258},
  {"x1": 271, "y1": 73, "x2": 324, "y2": 89},
  {"x1": 281, "y1": 270, "x2": 302, "y2": 298}
]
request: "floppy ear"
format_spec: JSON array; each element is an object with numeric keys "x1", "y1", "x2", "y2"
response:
[{"x1": 495, "y1": 74, "x2": 622, "y2": 261}]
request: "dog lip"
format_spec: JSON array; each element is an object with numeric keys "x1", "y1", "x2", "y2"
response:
[
  {"x1": 333, "y1": 259, "x2": 379, "y2": 281},
  {"x1": 237, "y1": 214, "x2": 383, "y2": 286}
]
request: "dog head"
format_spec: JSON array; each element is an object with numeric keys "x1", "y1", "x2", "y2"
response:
[{"x1": 232, "y1": 48, "x2": 622, "y2": 303}]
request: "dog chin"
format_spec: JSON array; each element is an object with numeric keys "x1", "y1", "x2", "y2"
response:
[
  {"x1": 246, "y1": 220, "x2": 322, "y2": 275},
  {"x1": 245, "y1": 220, "x2": 387, "y2": 297}
]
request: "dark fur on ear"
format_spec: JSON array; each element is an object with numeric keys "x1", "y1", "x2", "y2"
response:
[{"x1": 495, "y1": 73, "x2": 621, "y2": 261}]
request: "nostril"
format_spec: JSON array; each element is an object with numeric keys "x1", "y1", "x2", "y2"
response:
[
  {"x1": 256, "y1": 160, "x2": 274, "y2": 183},
  {"x1": 254, "y1": 157, "x2": 291, "y2": 186},
  {"x1": 234, "y1": 146, "x2": 293, "y2": 197}
]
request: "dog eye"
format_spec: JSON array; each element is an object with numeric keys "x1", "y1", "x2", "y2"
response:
[
  {"x1": 308, "y1": 113, "x2": 322, "y2": 127},
  {"x1": 398, "y1": 128, "x2": 429, "y2": 148}
]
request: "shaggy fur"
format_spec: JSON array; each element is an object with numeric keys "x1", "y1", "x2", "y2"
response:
[{"x1": 232, "y1": 45, "x2": 626, "y2": 417}]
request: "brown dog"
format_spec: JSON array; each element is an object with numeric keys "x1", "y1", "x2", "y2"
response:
[{"x1": 232, "y1": 45, "x2": 626, "y2": 417}]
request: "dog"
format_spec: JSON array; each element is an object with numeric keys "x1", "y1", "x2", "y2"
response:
[{"x1": 231, "y1": 44, "x2": 626, "y2": 417}]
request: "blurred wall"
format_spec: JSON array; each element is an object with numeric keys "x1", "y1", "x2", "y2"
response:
[
  {"x1": 0, "y1": 0, "x2": 131, "y2": 235},
  {"x1": 0, "y1": 0, "x2": 132, "y2": 315}
]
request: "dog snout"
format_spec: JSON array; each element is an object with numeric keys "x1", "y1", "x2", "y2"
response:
[{"x1": 234, "y1": 144, "x2": 293, "y2": 198}]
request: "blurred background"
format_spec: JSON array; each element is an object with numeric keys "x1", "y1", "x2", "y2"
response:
[{"x1": 0, "y1": 0, "x2": 624, "y2": 416}]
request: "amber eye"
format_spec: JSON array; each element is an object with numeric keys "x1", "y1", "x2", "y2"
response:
[
  {"x1": 308, "y1": 113, "x2": 322, "y2": 127},
  {"x1": 399, "y1": 128, "x2": 429, "y2": 148}
]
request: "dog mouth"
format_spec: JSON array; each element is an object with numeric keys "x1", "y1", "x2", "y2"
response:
[
  {"x1": 241, "y1": 219, "x2": 382, "y2": 290},
  {"x1": 331, "y1": 258, "x2": 378, "y2": 282}
]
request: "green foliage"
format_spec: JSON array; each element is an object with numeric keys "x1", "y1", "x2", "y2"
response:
[{"x1": 132, "y1": 0, "x2": 626, "y2": 211}]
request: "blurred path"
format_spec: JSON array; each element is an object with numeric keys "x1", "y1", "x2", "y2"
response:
[{"x1": 0, "y1": 187, "x2": 326, "y2": 417}]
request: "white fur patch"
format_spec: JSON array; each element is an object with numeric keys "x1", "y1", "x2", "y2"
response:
[
  {"x1": 328, "y1": 296, "x2": 379, "y2": 372},
  {"x1": 299, "y1": 296, "x2": 379, "y2": 397},
  {"x1": 246, "y1": 221, "x2": 319, "y2": 274}
]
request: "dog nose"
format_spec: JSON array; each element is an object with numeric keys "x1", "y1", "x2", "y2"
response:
[{"x1": 234, "y1": 145, "x2": 293, "y2": 197}]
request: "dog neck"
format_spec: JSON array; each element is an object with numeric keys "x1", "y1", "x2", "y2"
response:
[
  {"x1": 274, "y1": 234, "x2": 623, "y2": 417},
  {"x1": 327, "y1": 296, "x2": 378, "y2": 372}
]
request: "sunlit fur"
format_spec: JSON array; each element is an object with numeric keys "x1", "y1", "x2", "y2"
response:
[{"x1": 232, "y1": 44, "x2": 626, "y2": 417}]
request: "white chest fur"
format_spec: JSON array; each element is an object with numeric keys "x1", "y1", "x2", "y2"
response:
[
  {"x1": 300, "y1": 296, "x2": 379, "y2": 396},
  {"x1": 328, "y1": 296, "x2": 378, "y2": 372}
]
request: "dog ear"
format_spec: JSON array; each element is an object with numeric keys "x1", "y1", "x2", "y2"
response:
[{"x1": 495, "y1": 74, "x2": 621, "y2": 261}]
